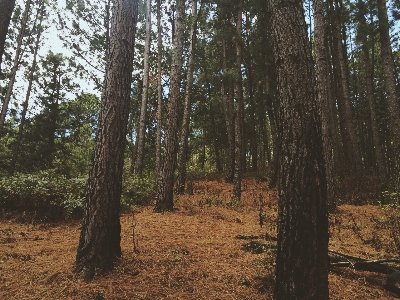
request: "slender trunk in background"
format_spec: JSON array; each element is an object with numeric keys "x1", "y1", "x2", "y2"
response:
[
  {"x1": 359, "y1": 2, "x2": 386, "y2": 180},
  {"x1": 313, "y1": 0, "x2": 336, "y2": 211},
  {"x1": 9, "y1": 0, "x2": 45, "y2": 176},
  {"x1": 155, "y1": 0, "x2": 163, "y2": 173},
  {"x1": 270, "y1": 0, "x2": 329, "y2": 298},
  {"x1": 134, "y1": 0, "x2": 151, "y2": 175},
  {"x1": 176, "y1": 0, "x2": 200, "y2": 194},
  {"x1": 75, "y1": 0, "x2": 138, "y2": 281},
  {"x1": 233, "y1": 0, "x2": 243, "y2": 200},
  {"x1": 329, "y1": 0, "x2": 362, "y2": 175},
  {"x1": 154, "y1": 0, "x2": 185, "y2": 212},
  {"x1": 222, "y1": 38, "x2": 235, "y2": 183},
  {"x1": 0, "y1": 0, "x2": 32, "y2": 135},
  {"x1": 0, "y1": 0, "x2": 16, "y2": 73},
  {"x1": 245, "y1": 13, "x2": 257, "y2": 172},
  {"x1": 203, "y1": 62, "x2": 223, "y2": 172},
  {"x1": 377, "y1": 0, "x2": 400, "y2": 195},
  {"x1": 266, "y1": 68, "x2": 280, "y2": 188}
]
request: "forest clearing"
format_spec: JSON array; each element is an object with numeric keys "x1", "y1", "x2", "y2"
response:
[{"x1": 0, "y1": 178, "x2": 399, "y2": 300}]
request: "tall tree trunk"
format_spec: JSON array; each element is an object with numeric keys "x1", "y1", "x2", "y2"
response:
[
  {"x1": 134, "y1": 0, "x2": 151, "y2": 175},
  {"x1": 176, "y1": 0, "x2": 200, "y2": 194},
  {"x1": 0, "y1": 0, "x2": 32, "y2": 135},
  {"x1": 75, "y1": 0, "x2": 138, "y2": 281},
  {"x1": 155, "y1": 0, "x2": 163, "y2": 173},
  {"x1": 204, "y1": 66, "x2": 223, "y2": 172},
  {"x1": 265, "y1": 67, "x2": 280, "y2": 188},
  {"x1": 270, "y1": 0, "x2": 329, "y2": 298},
  {"x1": 313, "y1": 0, "x2": 336, "y2": 211},
  {"x1": 329, "y1": 0, "x2": 362, "y2": 175},
  {"x1": 245, "y1": 13, "x2": 257, "y2": 172},
  {"x1": 377, "y1": 0, "x2": 400, "y2": 194},
  {"x1": 0, "y1": 0, "x2": 16, "y2": 73},
  {"x1": 359, "y1": 2, "x2": 386, "y2": 180},
  {"x1": 154, "y1": 0, "x2": 185, "y2": 212},
  {"x1": 233, "y1": 0, "x2": 243, "y2": 200},
  {"x1": 222, "y1": 38, "x2": 235, "y2": 183},
  {"x1": 9, "y1": 0, "x2": 45, "y2": 177}
]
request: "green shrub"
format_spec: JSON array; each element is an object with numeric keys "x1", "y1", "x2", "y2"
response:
[
  {"x1": 122, "y1": 174, "x2": 156, "y2": 207},
  {"x1": 0, "y1": 170, "x2": 86, "y2": 221}
]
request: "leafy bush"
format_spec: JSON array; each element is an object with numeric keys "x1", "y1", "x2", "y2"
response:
[
  {"x1": 122, "y1": 174, "x2": 156, "y2": 207},
  {"x1": 0, "y1": 171, "x2": 86, "y2": 221}
]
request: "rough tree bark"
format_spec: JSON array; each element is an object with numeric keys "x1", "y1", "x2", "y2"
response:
[
  {"x1": 313, "y1": 0, "x2": 336, "y2": 211},
  {"x1": 270, "y1": 0, "x2": 329, "y2": 298},
  {"x1": 75, "y1": 0, "x2": 138, "y2": 281},
  {"x1": 154, "y1": 0, "x2": 185, "y2": 212},
  {"x1": 0, "y1": 0, "x2": 32, "y2": 135},
  {"x1": 134, "y1": 0, "x2": 151, "y2": 175},
  {"x1": 0, "y1": 0, "x2": 16, "y2": 73},
  {"x1": 176, "y1": 0, "x2": 200, "y2": 194}
]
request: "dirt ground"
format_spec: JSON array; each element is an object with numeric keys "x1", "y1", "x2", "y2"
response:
[{"x1": 0, "y1": 178, "x2": 399, "y2": 299}]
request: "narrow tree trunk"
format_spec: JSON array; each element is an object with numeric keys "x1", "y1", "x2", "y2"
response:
[
  {"x1": 0, "y1": 0, "x2": 32, "y2": 135},
  {"x1": 155, "y1": 0, "x2": 163, "y2": 173},
  {"x1": 329, "y1": 0, "x2": 362, "y2": 175},
  {"x1": 233, "y1": 0, "x2": 243, "y2": 200},
  {"x1": 222, "y1": 38, "x2": 235, "y2": 183},
  {"x1": 313, "y1": 0, "x2": 336, "y2": 211},
  {"x1": 176, "y1": 0, "x2": 200, "y2": 194},
  {"x1": 0, "y1": 0, "x2": 16, "y2": 73},
  {"x1": 154, "y1": 0, "x2": 185, "y2": 212},
  {"x1": 75, "y1": 0, "x2": 138, "y2": 281},
  {"x1": 245, "y1": 14, "x2": 257, "y2": 172},
  {"x1": 270, "y1": 0, "x2": 329, "y2": 298},
  {"x1": 266, "y1": 68, "x2": 280, "y2": 188},
  {"x1": 204, "y1": 67, "x2": 223, "y2": 172},
  {"x1": 359, "y1": 2, "x2": 386, "y2": 180},
  {"x1": 134, "y1": 0, "x2": 151, "y2": 175},
  {"x1": 9, "y1": 0, "x2": 45, "y2": 177},
  {"x1": 377, "y1": 0, "x2": 400, "y2": 194}
]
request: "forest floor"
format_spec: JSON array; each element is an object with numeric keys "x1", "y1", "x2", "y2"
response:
[{"x1": 0, "y1": 177, "x2": 400, "y2": 299}]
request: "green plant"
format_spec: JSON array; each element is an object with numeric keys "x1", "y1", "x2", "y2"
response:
[
  {"x1": 122, "y1": 174, "x2": 156, "y2": 207},
  {"x1": 0, "y1": 170, "x2": 86, "y2": 221}
]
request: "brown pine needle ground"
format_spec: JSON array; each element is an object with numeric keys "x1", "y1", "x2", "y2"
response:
[{"x1": 0, "y1": 178, "x2": 399, "y2": 299}]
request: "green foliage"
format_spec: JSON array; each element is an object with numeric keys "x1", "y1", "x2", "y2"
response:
[
  {"x1": 0, "y1": 171, "x2": 86, "y2": 221},
  {"x1": 380, "y1": 190, "x2": 400, "y2": 207},
  {"x1": 122, "y1": 174, "x2": 157, "y2": 207}
]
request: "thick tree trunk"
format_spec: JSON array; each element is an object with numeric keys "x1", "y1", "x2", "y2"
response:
[
  {"x1": 155, "y1": 0, "x2": 163, "y2": 173},
  {"x1": 9, "y1": 1, "x2": 45, "y2": 176},
  {"x1": 0, "y1": 0, "x2": 16, "y2": 73},
  {"x1": 0, "y1": 0, "x2": 31, "y2": 135},
  {"x1": 313, "y1": 0, "x2": 336, "y2": 211},
  {"x1": 154, "y1": 0, "x2": 185, "y2": 212},
  {"x1": 75, "y1": 0, "x2": 138, "y2": 281},
  {"x1": 377, "y1": 0, "x2": 400, "y2": 194},
  {"x1": 176, "y1": 0, "x2": 200, "y2": 194},
  {"x1": 270, "y1": 0, "x2": 329, "y2": 298},
  {"x1": 134, "y1": 0, "x2": 151, "y2": 175},
  {"x1": 233, "y1": 0, "x2": 243, "y2": 200}
]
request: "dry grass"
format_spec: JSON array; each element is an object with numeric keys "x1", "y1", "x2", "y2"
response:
[{"x1": 0, "y1": 178, "x2": 399, "y2": 299}]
